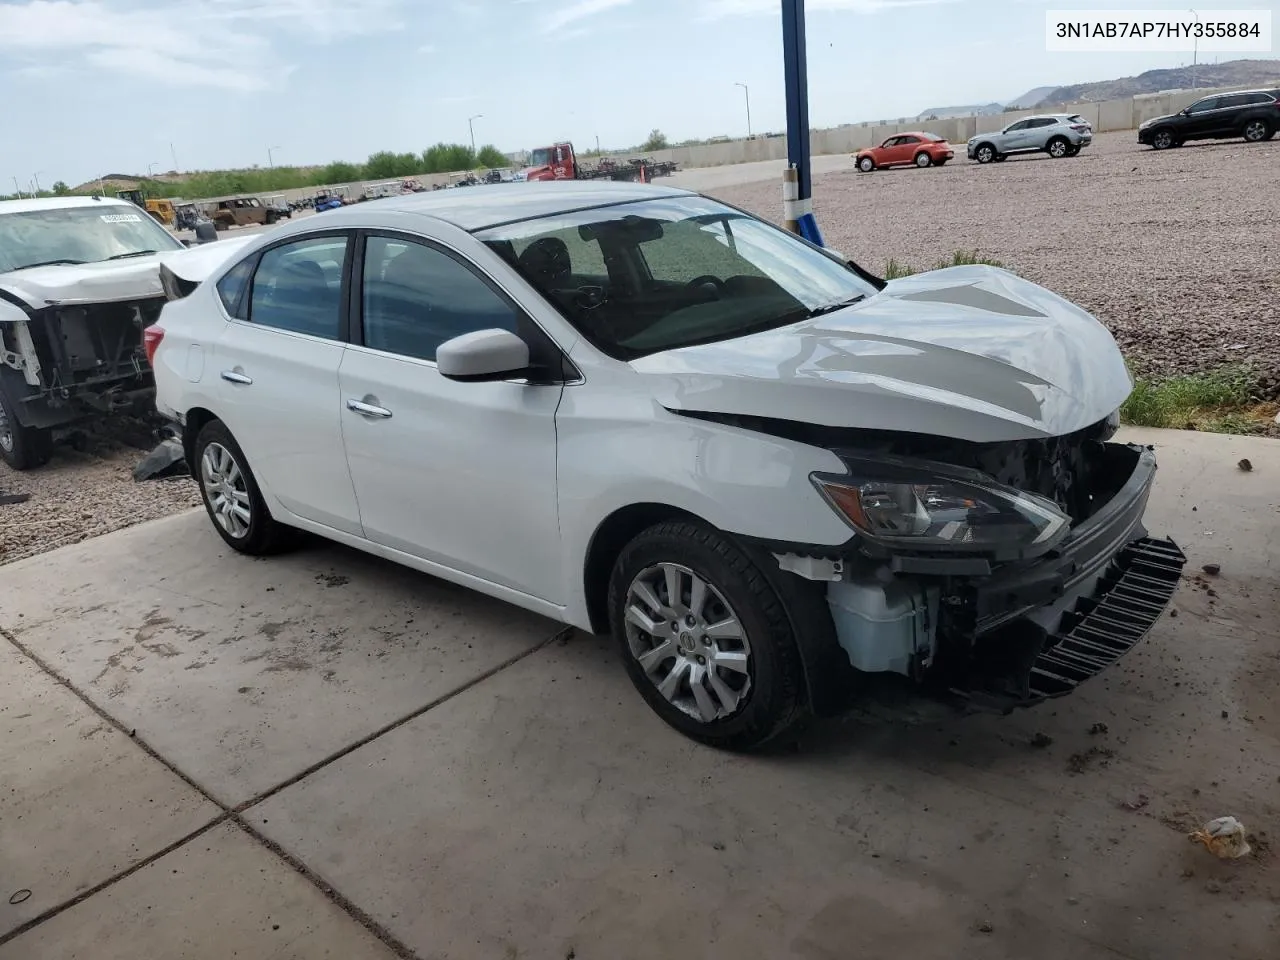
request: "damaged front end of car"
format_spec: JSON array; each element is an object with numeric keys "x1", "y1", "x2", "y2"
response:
[
  {"x1": 750, "y1": 412, "x2": 1186, "y2": 713},
  {"x1": 0, "y1": 290, "x2": 162, "y2": 468}
]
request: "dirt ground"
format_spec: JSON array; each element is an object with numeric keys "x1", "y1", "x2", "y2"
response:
[{"x1": 707, "y1": 130, "x2": 1280, "y2": 398}]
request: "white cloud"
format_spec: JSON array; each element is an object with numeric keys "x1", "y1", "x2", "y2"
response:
[
  {"x1": 0, "y1": 0, "x2": 405, "y2": 91},
  {"x1": 541, "y1": 0, "x2": 632, "y2": 34},
  {"x1": 700, "y1": 0, "x2": 955, "y2": 18}
]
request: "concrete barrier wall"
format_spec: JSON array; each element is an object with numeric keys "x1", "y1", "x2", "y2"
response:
[{"x1": 200, "y1": 82, "x2": 1257, "y2": 206}]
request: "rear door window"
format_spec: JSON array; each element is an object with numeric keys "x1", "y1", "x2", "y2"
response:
[
  {"x1": 216, "y1": 257, "x2": 255, "y2": 319},
  {"x1": 248, "y1": 235, "x2": 350, "y2": 339}
]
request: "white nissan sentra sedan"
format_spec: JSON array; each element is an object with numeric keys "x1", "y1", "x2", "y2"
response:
[{"x1": 151, "y1": 181, "x2": 1184, "y2": 748}]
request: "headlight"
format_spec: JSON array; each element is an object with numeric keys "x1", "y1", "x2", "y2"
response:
[{"x1": 812, "y1": 456, "x2": 1069, "y2": 553}]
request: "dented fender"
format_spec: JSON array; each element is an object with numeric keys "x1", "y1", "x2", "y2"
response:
[{"x1": 0, "y1": 296, "x2": 42, "y2": 386}]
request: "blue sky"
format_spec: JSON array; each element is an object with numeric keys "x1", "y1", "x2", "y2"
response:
[{"x1": 0, "y1": 0, "x2": 1276, "y2": 190}]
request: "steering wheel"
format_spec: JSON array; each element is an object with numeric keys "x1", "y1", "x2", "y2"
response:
[{"x1": 686, "y1": 275, "x2": 725, "y2": 295}]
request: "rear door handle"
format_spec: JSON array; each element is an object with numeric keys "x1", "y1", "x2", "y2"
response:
[
  {"x1": 220, "y1": 370, "x2": 253, "y2": 385},
  {"x1": 346, "y1": 398, "x2": 393, "y2": 419}
]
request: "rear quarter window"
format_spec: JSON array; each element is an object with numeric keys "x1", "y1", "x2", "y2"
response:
[{"x1": 216, "y1": 257, "x2": 255, "y2": 319}]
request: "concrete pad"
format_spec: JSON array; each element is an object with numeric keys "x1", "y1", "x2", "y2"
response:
[
  {"x1": 0, "y1": 645, "x2": 217, "y2": 936},
  {"x1": 0, "y1": 511, "x2": 559, "y2": 806},
  {"x1": 0, "y1": 822, "x2": 398, "y2": 960},
  {"x1": 250, "y1": 429, "x2": 1280, "y2": 960}
]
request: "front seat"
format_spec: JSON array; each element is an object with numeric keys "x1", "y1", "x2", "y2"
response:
[{"x1": 518, "y1": 237, "x2": 573, "y2": 291}]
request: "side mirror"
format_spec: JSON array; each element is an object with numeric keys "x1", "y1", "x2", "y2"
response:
[{"x1": 437, "y1": 329, "x2": 530, "y2": 382}]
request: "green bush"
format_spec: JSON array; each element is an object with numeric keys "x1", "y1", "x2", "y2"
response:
[
  {"x1": 882, "y1": 250, "x2": 1004, "y2": 279},
  {"x1": 1120, "y1": 367, "x2": 1258, "y2": 429}
]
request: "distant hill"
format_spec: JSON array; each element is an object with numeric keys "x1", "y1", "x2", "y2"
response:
[
  {"x1": 916, "y1": 102, "x2": 1003, "y2": 120},
  {"x1": 914, "y1": 59, "x2": 1280, "y2": 119},
  {"x1": 1005, "y1": 86, "x2": 1056, "y2": 109},
  {"x1": 1033, "y1": 58, "x2": 1280, "y2": 107}
]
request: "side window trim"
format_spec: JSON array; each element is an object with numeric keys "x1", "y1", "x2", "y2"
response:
[
  {"x1": 352, "y1": 229, "x2": 576, "y2": 382},
  {"x1": 238, "y1": 229, "x2": 355, "y2": 341}
]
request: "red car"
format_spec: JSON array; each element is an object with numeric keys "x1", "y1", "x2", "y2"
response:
[{"x1": 854, "y1": 132, "x2": 954, "y2": 172}]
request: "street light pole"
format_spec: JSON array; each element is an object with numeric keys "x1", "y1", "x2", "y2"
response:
[
  {"x1": 171, "y1": 142, "x2": 179, "y2": 173},
  {"x1": 147, "y1": 162, "x2": 158, "y2": 179},
  {"x1": 735, "y1": 82, "x2": 752, "y2": 138},
  {"x1": 32, "y1": 171, "x2": 44, "y2": 194},
  {"x1": 1189, "y1": 8, "x2": 1200, "y2": 89},
  {"x1": 268, "y1": 145, "x2": 282, "y2": 169},
  {"x1": 468, "y1": 115, "x2": 483, "y2": 156},
  {"x1": 12, "y1": 177, "x2": 22, "y2": 199}
]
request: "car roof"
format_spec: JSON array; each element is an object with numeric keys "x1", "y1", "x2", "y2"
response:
[
  {"x1": 890, "y1": 131, "x2": 937, "y2": 139},
  {"x1": 322, "y1": 180, "x2": 693, "y2": 232},
  {"x1": 0, "y1": 195, "x2": 135, "y2": 216}
]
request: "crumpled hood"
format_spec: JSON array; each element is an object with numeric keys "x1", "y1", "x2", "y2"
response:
[
  {"x1": 0, "y1": 236, "x2": 255, "y2": 309},
  {"x1": 630, "y1": 265, "x2": 1133, "y2": 444}
]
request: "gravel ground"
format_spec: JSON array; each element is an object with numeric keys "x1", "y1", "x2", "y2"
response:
[
  {"x1": 0, "y1": 435, "x2": 200, "y2": 565},
  {"x1": 707, "y1": 129, "x2": 1280, "y2": 398}
]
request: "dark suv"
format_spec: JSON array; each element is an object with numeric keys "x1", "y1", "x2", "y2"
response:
[{"x1": 1138, "y1": 88, "x2": 1280, "y2": 150}]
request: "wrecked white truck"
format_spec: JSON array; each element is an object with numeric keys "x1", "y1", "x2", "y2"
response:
[{"x1": 0, "y1": 196, "x2": 249, "y2": 469}]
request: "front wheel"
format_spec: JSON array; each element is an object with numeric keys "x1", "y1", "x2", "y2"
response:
[
  {"x1": 914, "y1": 152, "x2": 932, "y2": 168},
  {"x1": 857, "y1": 156, "x2": 874, "y2": 172},
  {"x1": 974, "y1": 144, "x2": 996, "y2": 164},
  {"x1": 194, "y1": 420, "x2": 295, "y2": 555},
  {"x1": 1151, "y1": 128, "x2": 1177, "y2": 150},
  {"x1": 0, "y1": 394, "x2": 53, "y2": 471},
  {"x1": 608, "y1": 520, "x2": 806, "y2": 750},
  {"x1": 1243, "y1": 119, "x2": 1271, "y2": 143}
]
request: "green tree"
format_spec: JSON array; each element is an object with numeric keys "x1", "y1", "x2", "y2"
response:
[
  {"x1": 642, "y1": 128, "x2": 669, "y2": 151},
  {"x1": 51, "y1": 181, "x2": 71, "y2": 195},
  {"x1": 422, "y1": 142, "x2": 476, "y2": 174},
  {"x1": 476, "y1": 144, "x2": 507, "y2": 169},
  {"x1": 316, "y1": 161, "x2": 364, "y2": 185}
]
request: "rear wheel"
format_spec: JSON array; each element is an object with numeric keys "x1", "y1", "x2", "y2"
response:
[
  {"x1": 0, "y1": 394, "x2": 53, "y2": 471},
  {"x1": 193, "y1": 420, "x2": 294, "y2": 555},
  {"x1": 914, "y1": 151, "x2": 932, "y2": 168},
  {"x1": 608, "y1": 520, "x2": 806, "y2": 750},
  {"x1": 857, "y1": 155, "x2": 875, "y2": 172},
  {"x1": 974, "y1": 143, "x2": 996, "y2": 164},
  {"x1": 1151, "y1": 128, "x2": 1177, "y2": 150},
  {"x1": 1047, "y1": 136, "x2": 1070, "y2": 158},
  {"x1": 1243, "y1": 119, "x2": 1271, "y2": 143}
]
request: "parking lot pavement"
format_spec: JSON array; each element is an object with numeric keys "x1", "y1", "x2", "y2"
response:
[
  {"x1": 0, "y1": 823, "x2": 398, "y2": 960},
  {"x1": 1, "y1": 428, "x2": 1277, "y2": 958},
  {"x1": 0, "y1": 512, "x2": 561, "y2": 806}
]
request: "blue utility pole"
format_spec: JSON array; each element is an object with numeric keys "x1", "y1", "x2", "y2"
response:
[{"x1": 781, "y1": 0, "x2": 823, "y2": 246}]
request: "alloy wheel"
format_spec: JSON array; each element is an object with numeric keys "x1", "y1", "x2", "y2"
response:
[
  {"x1": 622, "y1": 562, "x2": 752, "y2": 723},
  {"x1": 976, "y1": 145, "x2": 994, "y2": 163},
  {"x1": 200, "y1": 442, "x2": 252, "y2": 539},
  {"x1": 1153, "y1": 130, "x2": 1174, "y2": 149},
  {"x1": 1048, "y1": 139, "x2": 1068, "y2": 158},
  {"x1": 1244, "y1": 120, "x2": 1267, "y2": 142}
]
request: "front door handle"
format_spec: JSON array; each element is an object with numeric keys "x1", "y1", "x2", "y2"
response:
[
  {"x1": 346, "y1": 398, "x2": 393, "y2": 419},
  {"x1": 220, "y1": 370, "x2": 253, "y2": 385}
]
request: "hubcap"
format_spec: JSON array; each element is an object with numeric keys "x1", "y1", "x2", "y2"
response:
[
  {"x1": 1050, "y1": 141, "x2": 1066, "y2": 157},
  {"x1": 916, "y1": 155, "x2": 929, "y2": 166},
  {"x1": 200, "y1": 442, "x2": 252, "y2": 538},
  {"x1": 623, "y1": 562, "x2": 752, "y2": 723},
  {"x1": 1245, "y1": 121, "x2": 1265, "y2": 141},
  {"x1": 0, "y1": 405, "x2": 12, "y2": 453}
]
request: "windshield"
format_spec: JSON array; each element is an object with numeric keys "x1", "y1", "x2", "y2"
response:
[
  {"x1": 479, "y1": 195, "x2": 877, "y2": 360},
  {"x1": 529, "y1": 148, "x2": 553, "y2": 167},
  {"x1": 0, "y1": 204, "x2": 183, "y2": 273}
]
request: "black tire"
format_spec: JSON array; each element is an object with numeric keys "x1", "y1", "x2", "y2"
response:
[
  {"x1": 914, "y1": 151, "x2": 932, "y2": 168},
  {"x1": 0, "y1": 393, "x2": 53, "y2": 471},
  {"x1": 994, "y1": 154, "x2": 1007, "y2": 162},
  {"x1": 974, "y1": 143, "x2": 996, "y2": 164},
  {"x1": 1243, "y1": 119, "x2": 1271, "y2": 143},
  {"x1": 857, "y1": 155, "x2": 875, "y2": 172},
  {"x1": 1151, "y1": 128, "x2": 1177, "y2": 150},
  {"x1": 1046, "y1": 136, "x2": 1070, "y2": 158},
  {"x1": 608, "y1": 520, "x2": 807, "y2": 750},
  {"x1": 1064, "y1": 145, "x2": 1080, "y2": 157},
  {"x1": 192, "y1": 419, "x2": 295, "y2": 555}
]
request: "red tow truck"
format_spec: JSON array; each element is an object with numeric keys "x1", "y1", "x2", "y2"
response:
[{"x1": 518, "y1": 142, "x2": 678, "y2": 183}]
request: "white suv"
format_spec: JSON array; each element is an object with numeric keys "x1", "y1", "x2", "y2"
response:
[
  {"x1": 151, "y1": 181, "x2": 1183, "y2": 748},
  {"x1": 967, "y1": 114, "x2": 1094, "y2": 163}
]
